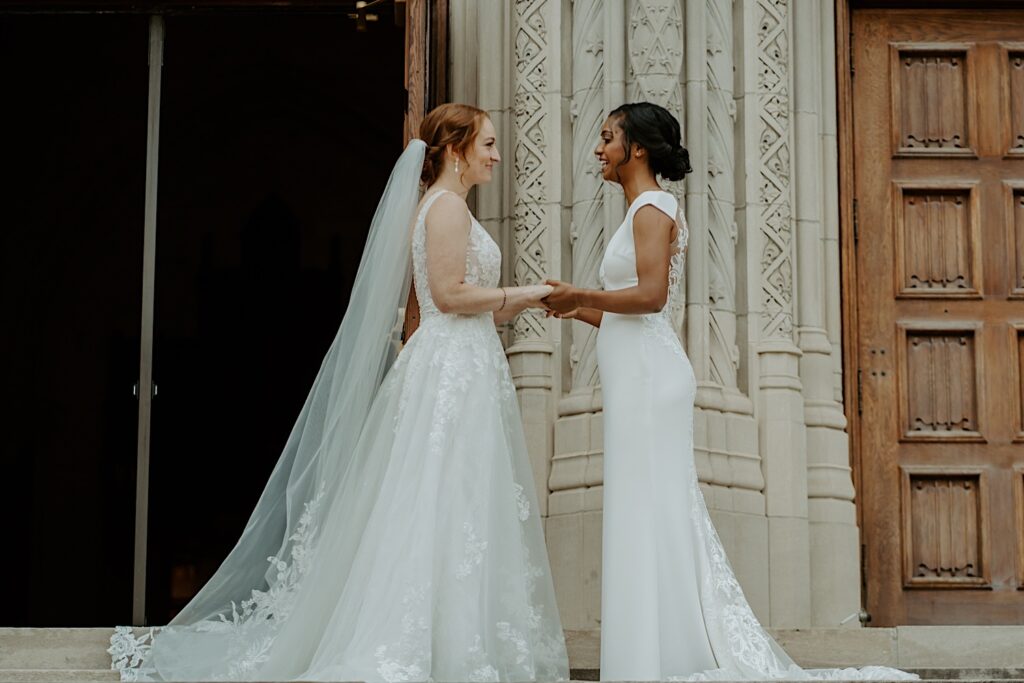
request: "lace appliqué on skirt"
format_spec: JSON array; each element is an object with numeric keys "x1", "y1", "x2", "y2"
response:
[
  {"x1": 374, "y1": 582, "x2": 432, "y2": 682},
  {"x1": 109, "y1": 485, "x2": 327, "y2": 682}
]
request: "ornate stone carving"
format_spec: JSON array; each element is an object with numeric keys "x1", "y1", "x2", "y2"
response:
[
  {"x1": 706, "y1": 0, "x2": 739, "y2": 387},
  {"x1": 627, "y1": 0, "x2": 685, "y2": 201},
  {"x1": 757, "y1": 0, "x2": 793, "y2": 339},
  {"x1": 569, "y1": 0, "x2": 606, "y2": 391},
  {"x1": 627, "y1": 0, "x2": 686, "y2": 332},
  {"x1": 627, "y1": 1, "x2": 684, "y2": 108},
  {"x1": 512, "y1": 0, "x2": 550, "y2": 343}
]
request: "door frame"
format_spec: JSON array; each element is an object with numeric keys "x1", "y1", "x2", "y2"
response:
[{"x1": 837, "y1": 0, "x2": 1022, "y2": 620}]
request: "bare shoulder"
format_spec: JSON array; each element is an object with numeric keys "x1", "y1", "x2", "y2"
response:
[
  {"x1": 633, "y1": 203, "x2": 675, "y2": 234},
  {"x1": 425, "y1": 191, "x2": 471, "y2": 234}
]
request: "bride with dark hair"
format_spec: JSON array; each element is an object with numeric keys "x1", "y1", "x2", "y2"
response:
[
  {"x1": 544, "y1": 101, "x2": 914, "y2": 682},
  {"x1": 110, "y1": 103, "x2": 568, "y2": 682}
]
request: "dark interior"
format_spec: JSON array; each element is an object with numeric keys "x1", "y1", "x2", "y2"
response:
[{"x1": 0, "y1": 7, "x2": 405, "y2": 626}]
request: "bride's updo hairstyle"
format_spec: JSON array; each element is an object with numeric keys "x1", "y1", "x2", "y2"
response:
[
  {"x1": 609, "y1": 102, "x2": 692, "y2": 181},
  {"x1": 419, "y1": 103, "x2": 489, "y2": 185}
]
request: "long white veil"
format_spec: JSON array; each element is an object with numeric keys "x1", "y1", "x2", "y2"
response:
[{"x1": 168, "y1": 139, "x2": 426, "y2": 626}]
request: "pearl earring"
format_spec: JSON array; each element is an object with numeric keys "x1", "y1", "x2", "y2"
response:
[{"x1": 455, "y1": 159, "x2": 460, "y2": 174}]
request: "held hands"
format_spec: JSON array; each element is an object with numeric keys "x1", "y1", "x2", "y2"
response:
[
  {"x1": 515, "y1": 283, "x2": 554, "y2": 311},
  {"x1": 541, "y1": 279, "x2": 580, "y2": 314},
  {"x1": 545, "y1": 308, "x2": 579, "y2": 320}
]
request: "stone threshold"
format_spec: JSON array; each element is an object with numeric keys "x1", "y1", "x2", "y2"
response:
[
  {"x1": 566, "y1": 627, "x2": 1024, "y2": 671},
  {"x1": 2, "y1": 627, "x2": 1024, "y2": 681}
]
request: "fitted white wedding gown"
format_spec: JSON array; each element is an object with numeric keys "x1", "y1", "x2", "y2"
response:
[
  {"x1": 597, "y1": 190, "x2": 915, "y2": 681},
  {"x1": 110, "y1": 187, "x2": 568, "y2": 682}
]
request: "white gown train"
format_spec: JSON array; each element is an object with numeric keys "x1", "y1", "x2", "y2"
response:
[{"x1": 110, "y1": 188, "x2": 568, "y2": 682}]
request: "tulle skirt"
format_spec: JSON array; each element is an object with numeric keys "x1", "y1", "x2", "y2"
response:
[{"x1": 111, "y1": 314, "x2": 568, "y2": 682}]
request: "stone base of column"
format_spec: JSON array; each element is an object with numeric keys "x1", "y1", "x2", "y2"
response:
[
  {"x1": 549, "y1": 392, "x2": 603, "y2": 631},
  {"x1": 547, "y1": 498, "x2": 603, "y2": 632},
  {"x1": 768, "y1": 515, "x2": 812, "y2": 627},
  {"x1": 708, "y1": 504, "x2": 771, "y2": 622},
  {"x1": 508, "y1": 345, "x2": 554, "y2": 517},
  {"x1": 810, "y1": 498, "x2": 862, "y2": 627}
]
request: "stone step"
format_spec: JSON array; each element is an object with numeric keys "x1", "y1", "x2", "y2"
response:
[
  {"x1": 565, "y1": 628, "x2": 1024, "y2": 672},
  {"x1": 0, "y1": 629, "x2": 115, "y2": 671},
  {"x1": 572, "y1": 679, "x2": 1024, "y2": 683},
  {"x1": 570, "y1": 667, "x2": 1024, "y2": 682},
  {"x1": 0, "y1": 670, "x2": 118, "y2": 683},
  {"x1": 3, "y1": 627, "x2": 1024, "y2": 680},
  {"x1": 906, "y1": 670, "x2": 1024, "y2": 680}
]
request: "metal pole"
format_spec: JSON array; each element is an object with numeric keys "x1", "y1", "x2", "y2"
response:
[{"x1": 133, "y1": 13, "x2": 164, "y2": 626}]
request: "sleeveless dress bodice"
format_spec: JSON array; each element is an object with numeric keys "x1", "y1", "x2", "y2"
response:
[
  {"x1": 412, "y1": 189, "x2": 502, "y2": 323},
  {"x1": 599, "y1": 189, "x2": 689, "y2": 357}
]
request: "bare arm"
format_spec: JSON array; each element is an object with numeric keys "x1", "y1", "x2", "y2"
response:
[
  {"x1": 493, "y1": 306, "x2": 521, "y2": 325},
  {"x1": 425, "y1": 193, "x2": 551, "y2": 314},
  {"x1": 545, "y1": 205, "x2": 674, "y2": 315},
  {"x1": 548, "y1": 307, "x2": 604, "y2": 328}
]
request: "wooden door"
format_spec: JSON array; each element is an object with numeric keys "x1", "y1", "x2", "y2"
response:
[
  {"x1": 853, "y1": 8, "x2": 1024, "y2": 625},
  {"x1": 403, "y1": 0, "x2": 448, "y2": 142}
]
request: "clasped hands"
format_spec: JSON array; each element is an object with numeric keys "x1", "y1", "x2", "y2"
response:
[{"x1": 540, "y1": 279, "x2": 580, "y2": 319}]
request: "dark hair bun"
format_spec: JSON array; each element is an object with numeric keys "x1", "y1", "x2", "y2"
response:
[
  {"x1": 609, "y1": 102, "x2": 692, "y2": 181},
  {"x1": 656, "y1": 144, "x2": 692, "y2": 182}
]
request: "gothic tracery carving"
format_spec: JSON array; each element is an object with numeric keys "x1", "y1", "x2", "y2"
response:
[
  {"x1": 757, "y1": 0, "x2": 794, "y2": 339},
  {"x1": 512, "y1": 0, "x2": 551, "y2": 343},
  {"x1": 569, "y1": 0, "x2": 606, "y2": 389},
  {"x1": 707, "y1": 0, "x2": 739, "y2": 385}
]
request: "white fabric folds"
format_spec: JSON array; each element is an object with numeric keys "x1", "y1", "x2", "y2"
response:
[{"x1": 109, "y1": 142, "x2": 569, "y2": 682}]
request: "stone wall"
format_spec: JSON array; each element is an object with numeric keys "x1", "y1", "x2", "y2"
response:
[{"x1": 448, "y1": 0, "x2": 858, "y2": 631}]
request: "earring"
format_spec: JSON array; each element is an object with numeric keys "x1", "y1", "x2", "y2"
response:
[{"x1": 455, "y1": 159, "x2": 460, "y2": 174}]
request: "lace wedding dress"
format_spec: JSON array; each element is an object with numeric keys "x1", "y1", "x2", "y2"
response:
[
  {"x1": 597, "y1": 190, "x2": 915, "y2": 681},
  {"x1": 109, "y1": 177, "x2": 568, "y2": 681}
]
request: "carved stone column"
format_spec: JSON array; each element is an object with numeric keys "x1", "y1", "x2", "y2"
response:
[
  {"x1": 698, "y1": 0, "x2": 769, "y2": 620},
  {"x1": 547, "y1": 0, "x2": 625, "y2": 633},
  {"x1": 738, "y1": 0, "x2": 811, "y2": 627},
  {"x1": 794, "y1": 0, "x2": 861, "y2": 627},
  {"x1": 508, "y1": 0, "x2": 562, "y2": 521}
]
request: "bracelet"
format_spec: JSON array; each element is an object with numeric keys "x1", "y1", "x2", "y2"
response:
[{"x1": 498, "y1": 287, "x2": 508, "y2": 311}]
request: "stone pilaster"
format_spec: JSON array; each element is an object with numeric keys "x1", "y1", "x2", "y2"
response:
[
  {"x1": 567, "y1": 0, "x2": 606, "y2": 399},
  {"x1": 794, "y1": 0, "x2": 861, "y2": 627},
  {"x1": 450, "y1": 0, "x2": 562, "y2": 520},
  {"x1": 507, "y1": 0, "x2": 562, "y2": 520},
  {"x1": 547, "y1": 0, "x2": 626, "y2": 633},
  {"x1": 449, "y1": 0, "x2": 510, "y2": 285},
  {"x1": 698, "y1": 0, "x2": 769, "y2": 620},
  {"x1": 738, "y1": 0, "x2": 810, "y2": 628}
]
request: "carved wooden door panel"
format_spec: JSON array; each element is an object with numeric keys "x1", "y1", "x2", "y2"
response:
[{"x1": 853, "y1": 9, "x2": 1024, "y2": 625}]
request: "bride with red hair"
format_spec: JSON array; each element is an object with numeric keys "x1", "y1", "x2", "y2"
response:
[{"x1": 110, "y1": 103, "x2": 568, "y2": 682}]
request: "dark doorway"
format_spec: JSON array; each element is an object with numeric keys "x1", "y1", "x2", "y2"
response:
[
  {"x1": 0, "y1": 7, "x2": 406, "y2": 626},
  {"x1": 0, "y1": 14, "x2": 150, "y2": 626},
  {"x1": 147, "y1": 14, "x2": 405, "y2": 624}
]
